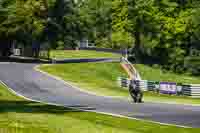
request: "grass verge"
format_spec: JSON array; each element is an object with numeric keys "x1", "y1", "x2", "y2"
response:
[
  {"x1": 0, "y1": 83, "x2": 198, "y2": 132},
  {"x1": 39, "y1": 63, "x2": 200, "y2": 105},
  {"x1": 135, "y1": 64, "x2": 200, "y2": 84},
  {"x1": 50, "y1": 50, "x2": 120, "y2": 59}
]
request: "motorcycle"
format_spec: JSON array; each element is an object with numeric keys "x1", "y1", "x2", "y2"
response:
[{"x1": 129, "y1": 80, "x2": 143, "y2": 103}]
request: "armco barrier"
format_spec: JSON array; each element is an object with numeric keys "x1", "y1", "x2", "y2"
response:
[
  {"x1": 117, "y1": 78, "x2": 148, "y2": 91},
  {"x1": 79, "y1": 47, "x2": 122, "y2": 54},
  {"x1": 137, "y1": 80, "x2": 148, "y2": 91},
  {"x1": 117, "y1": 79, "x2": 161, "y2": 92},
  {"x1": 147, "y1": 81, "x2": 157, "y2": 91},
  {"x1": 117, "y1": 77, "x2": 130, "y2": 88},
  {"x1": 182, "y1": 84, "x2": 200, "y2": 98},
  {"x1": 117, "y1": 78, "x2": 200, "y2": 98}
]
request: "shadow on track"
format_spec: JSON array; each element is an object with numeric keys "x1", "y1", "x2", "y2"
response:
[{"x1": 0, "y1": 100, "x2": 96, "y2": 114}]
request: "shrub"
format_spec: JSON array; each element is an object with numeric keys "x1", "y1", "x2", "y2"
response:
[{"x1": 184, "y1": 56, "x2": 200, "y2": 75}]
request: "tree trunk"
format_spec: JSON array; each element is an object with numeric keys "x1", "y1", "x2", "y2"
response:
[
  {"x1": 134, "y1": 30, "x2": 141, "y2": 54},
  {"x1": 133, "y1": 17, "x2": 141, "y2": 62}
]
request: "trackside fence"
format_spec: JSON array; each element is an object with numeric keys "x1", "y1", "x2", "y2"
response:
[
  {"x1": 182, "y1": 84, "x2": 200, "y2": 98},
  {"x1": 117, "y1": 78, "x2": 200, "y2": 98}
]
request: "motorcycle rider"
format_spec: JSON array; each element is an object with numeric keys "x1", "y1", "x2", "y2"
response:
[{"x1": 129, "y1": 80, "x2": 143, "y2": 103}]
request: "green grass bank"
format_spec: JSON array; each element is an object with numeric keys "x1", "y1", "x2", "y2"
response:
[
  {"x1": 50, "y1": 50, "x2": 120, "y2": 59},
  {"x1": 135, "y1": 64, "x2": 200, "y2": 84}
]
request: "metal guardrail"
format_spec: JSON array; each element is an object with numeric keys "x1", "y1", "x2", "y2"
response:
[
  {"x1": 117, "y1": 77, "x2": 130, "y2": 88},
  {"x1": 117, "y1": 77, "x2": 147, "y2": 91},
  {"x1": 117, "y1": 78, "x2": 200, "y2": 98},
  {"x1": 182, "y1": 84, "x2": 200, "y2": 98}
]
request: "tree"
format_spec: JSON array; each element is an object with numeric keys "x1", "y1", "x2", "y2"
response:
[
  {"x1": 78, "y1": 0, "x2": 112, "y2": 47},
  {"x1": 112, "y1": 0, "x2": 158, "y2": 59},
  {"x1": 112, "y1": 0, "x2": 133, "y2": 49}
]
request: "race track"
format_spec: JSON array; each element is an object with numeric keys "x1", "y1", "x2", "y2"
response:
[{"x1": 0, "y1": 61, "x2": 200, "y2": 128}]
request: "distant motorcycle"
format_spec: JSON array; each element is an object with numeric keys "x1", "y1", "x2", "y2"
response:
[{"x1": 129, "y1": 80, "x2": 143, "y2": 103}]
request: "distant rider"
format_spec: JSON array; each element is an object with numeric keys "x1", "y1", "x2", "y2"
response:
[{"x1": 129, "y1": 80, "x2": 143, "y2": 103}]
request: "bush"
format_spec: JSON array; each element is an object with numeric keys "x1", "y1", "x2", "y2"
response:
[
  {"x1": 56, "y1": 41, "x2": 65, "y2": 50},
  {"x1": 185, "y1": 56, "x2": 200, "y2": 75},
  {"x1": 95, "y1": 37, "x2": 111, "y2": 48},
  {"x1": 152, "y1": 64, "x2": 160, "y2": 69}
]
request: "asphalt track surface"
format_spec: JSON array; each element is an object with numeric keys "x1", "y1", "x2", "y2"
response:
[{"x1": 0, "y1": 60, "x2": 200, "y2": 128}]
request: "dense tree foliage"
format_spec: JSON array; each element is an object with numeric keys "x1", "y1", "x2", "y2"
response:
[
  {"x1": 0, "y1": 0, "x2": 200, "y2": 74},
  {"x1": 112, "y1": 0, "x2": 200, "y2": 74}
]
